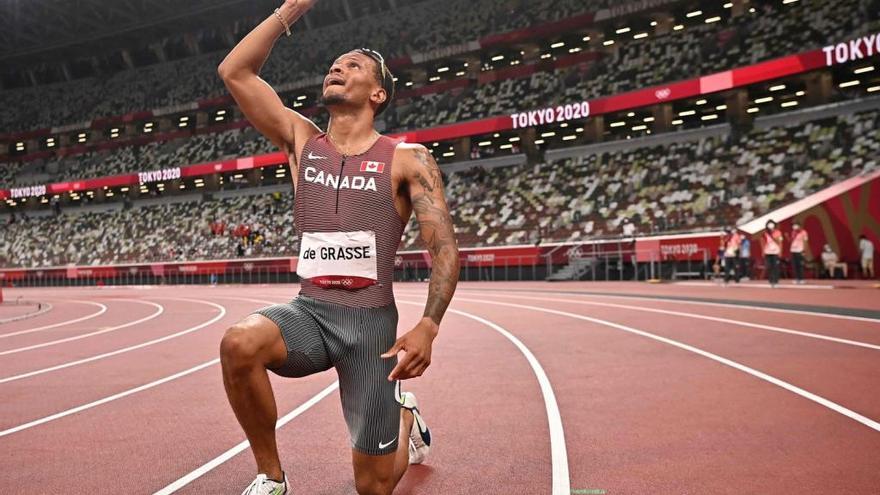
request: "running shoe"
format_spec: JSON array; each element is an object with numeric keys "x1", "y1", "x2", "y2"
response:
[
  {"x1": 399, "y1": 390, "x2": 431, "y2": 464},
  {"x1": 240, "y1": 472, "x2": 288, "y2": 495}
]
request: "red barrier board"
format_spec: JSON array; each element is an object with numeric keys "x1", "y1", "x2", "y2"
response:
[{"x1": 0, "y1": 232, "x2": 726, "y2": 281}]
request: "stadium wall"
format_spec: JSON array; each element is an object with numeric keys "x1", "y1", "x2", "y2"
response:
[{"x1": 0, "y1": 231, "x2": 722, "y2": 285}]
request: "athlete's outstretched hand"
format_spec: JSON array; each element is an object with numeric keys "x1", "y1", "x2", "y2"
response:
[{"x1": 381, "y1": 318, "x2": 439, "y2": 381}]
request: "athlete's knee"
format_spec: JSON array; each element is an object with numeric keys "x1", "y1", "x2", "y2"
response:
[
  {"x1": 220, "y1": 326, "x2": 260, "y2": 370},
  {"x1": 221, "y1": 315, "x2": 286, "y2": 370},
  {"x1": 354, "y1": 473, "x2": 394, "y2": 495},
  {"x1": 220, "y1": 317, "x2": 283, "y2": 372}
]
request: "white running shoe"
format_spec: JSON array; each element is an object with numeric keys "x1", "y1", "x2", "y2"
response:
[
  {"x1": 399, "y1": 391, "x2": 431, "y2": 465},
  {"x1": 240, "y1": 472, "x2": 288, "y2": 495}
]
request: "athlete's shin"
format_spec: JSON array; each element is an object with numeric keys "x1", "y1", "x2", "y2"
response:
[{"x1": 220, "y1": 328, "x2": 284, "y2": 480}]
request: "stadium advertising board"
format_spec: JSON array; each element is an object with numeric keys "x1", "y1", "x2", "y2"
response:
[
  {"x1": 0, "y1": 232, "x2": 725, "y2": 283},
  {"x1": 10, "y1": 184, "x2": 47, "y2": 199},
  {"x1": 138, "y1": 167, "x2": 181, "y2": 184},
  {"x1": 823, "y1": 32, "x2": 880, "y2": 66},
  {"x1": 510, "y1": 102, "x2": 591, "y2": 129}
]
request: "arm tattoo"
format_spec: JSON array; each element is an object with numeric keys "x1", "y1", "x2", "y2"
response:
[
  {"x1": 413, "y1": 147, "x2": 443, "y2": 192},
  {"x1": 411, "y1": 147, "x2": 459, "y2": 325}
]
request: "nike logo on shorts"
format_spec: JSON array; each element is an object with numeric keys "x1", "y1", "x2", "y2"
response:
[
  {"x1": 379, "y1": 437, "x2": 397, "y2": 449},
  {"x1": 308, "y1": 151, "x2": 327, "y2": 160}
]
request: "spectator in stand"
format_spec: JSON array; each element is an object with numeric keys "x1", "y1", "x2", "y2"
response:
[
  {"x1": 790, "y1": 222, "x2": 809, "y2": 284},
  {"x1": 622, "y1": 218, "x2": 636, "y2": 237},
  {"x1": 722, "y1": 226, "x2": 741, "y2": 284},
  {"x1": 738, "y1": 232, "x2": 751, "y2": 281},
  {"x1": 762, "y1": 220, "x2": 783, "y2": 288},
  {"x1": 859, "y1": 235, "x2": 874, "y2": 278},
  {"x1": 470, "y1": 144, "x2": 481, "y2": 160},
  {"x1": 821, "y1": 244, "x2": 848, "y2": 279}
]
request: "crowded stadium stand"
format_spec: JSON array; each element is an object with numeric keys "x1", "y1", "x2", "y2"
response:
[
  {"x1": 2, "y1": 101, "x2": 877, "y2": 268},
  {"x1": 1, "y1": 0, "x2": 879, "y2": 280}
]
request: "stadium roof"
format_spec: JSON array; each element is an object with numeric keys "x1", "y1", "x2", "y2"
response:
[
  {"x1": 0, "y1": 0, "x2": 273, "y2": 63},
  {"x1": 0, "y1": 0, "x2": 364, "y2": 67}
]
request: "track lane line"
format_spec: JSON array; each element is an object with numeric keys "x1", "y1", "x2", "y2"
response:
[
  {"x1": 398, "y1": 299, "x2": 570, "y2": 495},
  {"x1": 0, "y1": 299, "x2": 165, "y2": 356},
  {"x1": 151, "y1": 381, "x2": 340, "y2": 495},
  {"x1": 440, "y1": 291, "x2": 880, "y2": 351},
  {"x1": 0, "y1": 297, "x2": 282, "y2": 437},
  {"x1": 155, "y1": 297, "x2": 570, "y2": 495},
  {"x1": 449, "y1": 296, "x2": 880, "y2": 433},
  {"x1": 0, "y1": 298, "x2": 225, "y2": 384},
  {"x1": 0, "y1": 359, "x2": 220, "y2": 438},
  {"x1": 0, "y1": 301, "x2": 108, "y2": 338},
  {"x1": 456, "y1": 287, "x2": 880, "y2": 324},
  {"x1": 0, "y1": 301, "x2": 54, "y2": 324}
]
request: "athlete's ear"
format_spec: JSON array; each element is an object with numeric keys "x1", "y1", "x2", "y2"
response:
[{"x1": 371, "y1": 87, "x2": 387, "y2": 108}]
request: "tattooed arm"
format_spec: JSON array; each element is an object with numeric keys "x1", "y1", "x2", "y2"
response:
[
  {"x1": 409, "y1": 144, "x2": 460, "y2": 324},
  {"x1": 381, "y1": 143, "x2": 459, "y2": 380}
]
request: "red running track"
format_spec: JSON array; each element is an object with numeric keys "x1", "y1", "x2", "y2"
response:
[{"x1": 0, "y1": 281, "x2": 878, "y2": 494}]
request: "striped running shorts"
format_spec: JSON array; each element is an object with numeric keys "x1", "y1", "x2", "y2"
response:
[{"x1": 251, "y1": 294, "x2": 401, "y2": 455}]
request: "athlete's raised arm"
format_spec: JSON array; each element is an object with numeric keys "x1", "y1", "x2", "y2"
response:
[
  {"x1": 217, "y1": 0, "x2": 321, "y2": 166},
  {"x1": 382, "y1": 144, "x2": 459, "y2": 381}
]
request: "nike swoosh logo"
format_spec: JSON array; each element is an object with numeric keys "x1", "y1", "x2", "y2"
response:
[
  {"x1": 379, "y1": 437, "x2": 397, "y2": 449},
  {"x1": 414, "y1": 414, "x2": 427, "y2": 433},
  {"x1": 308, "y1": 152, "x2": 327, "y2": 160}
]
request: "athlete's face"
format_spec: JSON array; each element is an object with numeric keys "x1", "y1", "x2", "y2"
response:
[{"x1": 321, "y1": 52, "x2": 386, "y2": 114}]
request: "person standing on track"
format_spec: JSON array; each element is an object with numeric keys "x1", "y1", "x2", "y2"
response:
[
  {"x1": 860, "y1": 234, "x2": 875, "y2": 279},
  {"x1": 216, "y1": 1, "x2": 460, "y2": 493},
  {"x1": 738, "y1": 231, "x2": 752, "y2": 281},
  {"x1": 722, "y1": 226, "x2": 741, "y2": 285},
  {"x1": 789, "y1": 222, "x2": 809, "y2": 284},
  {"x1": 761, "y1": 220, "x2": 783, "y2": 288}
]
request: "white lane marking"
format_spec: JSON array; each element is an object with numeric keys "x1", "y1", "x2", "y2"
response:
[
  {"x1": 0, "y1": 301, "x2": 54, "y2": 324},
  {"x1": 0, "y1": 297, "x2": 284, "y2": 437},
  {"x1": 152, "y1": 381, "x2": 340, "y2": 495},
  {"x1": 457, "y1": 287, "x2": 880, "y2": 324},
  {"x1": 453, "y1": 296, "x2": 880, "y2": 433},
  {"x1": 0, "y1": 360, "x2": 220, "y2": 438},
  {"x1": 0, "y1": 301, "x2": 108, "y2": 338},
  {"x1": 396, "y1": 299, "x2": 571, "y2": 495},
  {"x1": 0, "y1": 300, "x2": 165, "y2": 356},
  {"x1": 0, "y1": 298, "x2": 226, "y2": 384},
  {"x1": 449, "y1": 291, "x2": 880, "y2": 352},
  {"x1": 673, "y1": 281, "x2": 833, "y2": 290},
  {"x1": 155, "y1": 297, "x2": 565, "y2": 494}
]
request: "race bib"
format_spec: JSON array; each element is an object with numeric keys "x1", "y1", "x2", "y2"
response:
[{"x1": 297, "y1": 231, "x2": 378, "y2": 289}]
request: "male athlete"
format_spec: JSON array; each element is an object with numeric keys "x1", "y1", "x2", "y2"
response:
[{"x1": 216, "y1": 1, "x2": 459, "y2": 493}]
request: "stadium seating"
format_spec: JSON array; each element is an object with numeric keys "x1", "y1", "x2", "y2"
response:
[
  {"x1": 4, "y1": 0, "x2": 876, "y2": 189},
  {"x1": 0, "y1": 0, "x2": 591, "y2": 134},
  {"x1": 0, "y1": 192, "x2": 295, "y2": 268},
  {"x1": 2, "y1": 107, "x2": 877, "y2": 267},
  {"x1": 2, "y1": 0, "x2": 875, "y2": 141},
  {"x1": 11, "y1": 127, "x2": 275, "y2": 186},
  {"x1": 384, "y1": 0, "x2": 877, "y2": 131}
]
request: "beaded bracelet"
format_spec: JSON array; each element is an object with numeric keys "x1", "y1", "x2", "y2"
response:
[{"x1": 273, "y1": 8, "x2": 291, "y2": 37}]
